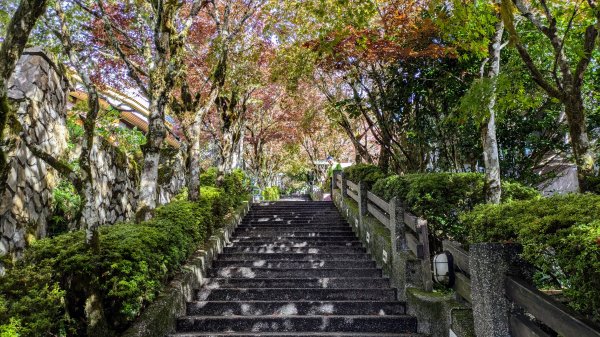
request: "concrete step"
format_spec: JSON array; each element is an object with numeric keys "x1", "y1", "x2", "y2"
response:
[
  {"x1": 217, "y1": 253, "x2": 372, "y2": 261},
  {"x1": 213, "y1": 260, "x2": 377, "y2": 269},
  {"x1": 237, "y1": 225, "x2": 350, "y2": 230},
  {"x1": 196, "y1": 288, "x2": 397, "y2": 301},
  {"x1": 236, "y1": 226, "x2": 352, "y2": 231},
  {"x1": 171, "y1": 333, "x2": 420, "y2": 337},
  {"x1": 186, "y1": 300, "x2": 406, "y2": 316},
  {"x1": 222, "y1": 246, "x2": 366, "y2": 254},
  {"x1": 231, "y1": 236, "x2": 358, "y2": 242},
  {"x1": 228, "y1": 240, "x2": 363, "y2": 246},
  {"x1": 209, "y1": 268, "x2": 382, "y2": 278},
  {"x1": 176, "y1": 315, "x2": 418, "y2": 333},
  {"x1": 235, "y1": 228, "x2": 354, "y2": 234},
  {"x1": 242, "y1": 221, "x2": 347, "y2": 225},
  {"x1": 202, "y1": 277, "x2": 390, "y2": 289},
  {"x1": 233, "y1": 232, "x2": 356, "y2": 238}
]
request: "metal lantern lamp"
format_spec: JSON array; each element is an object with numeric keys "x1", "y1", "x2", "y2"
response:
[{"x1": 433, "y1": 251, "x2": 455, "y2": 287}]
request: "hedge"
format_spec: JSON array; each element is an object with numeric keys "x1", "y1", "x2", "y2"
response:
[
  {"x1": 0, "y1": 170, "x2": 250, "y2": 336},
  {"x1": 462, "y1": 193, "x2": 600, "y2": 322},
  {"x1": 343, "y1": 164, "x2": 388, "y2": 189},
  {"x1": 371, "y1": 172, "x2": 539, "y2": 246},
  {"x1": 262, "y1": 186, "x2": 280, "y2": 201}
]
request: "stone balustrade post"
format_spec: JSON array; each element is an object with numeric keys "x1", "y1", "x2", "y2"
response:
[
  {"x1": 331, "y1": 170, "x2": 341, "y2": 196},
  {"x1": 470, "y1": 243, "x2": 522, "y2": 337},
  {"x1": 389, "y1": 197, "x2": 407, "y2": 253},
  {"x1": 341, "y1": 172, "x2": 348, "y2": 199},
  {"x1": 389, "y1": 196, "x2": 410, "y2": 300},
  {"x1": 358, "y1": 181, "x2": 368, "y2": 217}
]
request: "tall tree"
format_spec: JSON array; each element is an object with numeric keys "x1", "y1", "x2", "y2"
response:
[
  {"x1": 502, "y1": 0, "x2": 599, "y2": 191},
  {"x1": 93, "y1": 0, "x2": 206, "y2": 219}
]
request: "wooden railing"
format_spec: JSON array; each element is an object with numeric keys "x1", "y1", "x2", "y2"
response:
[
  {"x1": 442, "y1": 240, "x2": 600, "y2": 337},
  {"x1": 335, "y1": 172, "x2": 432, "y2": 291}
]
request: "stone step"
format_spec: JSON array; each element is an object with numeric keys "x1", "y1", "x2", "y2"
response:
[
  {"x1": 186, "y1": 300, "x2": 406, "y2": 316},
  {"x1": 231, "y1": 233, "x2": 357, "y2": 243},
  {"x1": 176, "y1": 315, "x2": 418, "y2": 333},
  {"x1": 235, "y1": 228, "x2": 354, "y2": 233},
  {"x1": 222, "y1": 246, "x2": 366, "y2": 254},
  {"x1": 209, "y1": 268, "x2": 382, "y2": 278},
  {"x1": 236, "y1": 226, "x2": 352, "y2": 231},
  {"x1": 229, "y1": 240, "x2": 363, "y2": 246},
  {"x1": 213, "y1": 260, "x2": 377, "y2": 269},
  {"x1": 196, "y1": 288, "x2": 397, "y2": 301},
  {"x1": 237, "y1": 225, "x2": 350, "y2": 230},
  {"x1": 203, "y1": 277, "x2": 390, "y2": 289},
  {"x1": 217, "y1": 253, "x2": 372, "y2": 261},
  {"x1": 241, "y1": 218, "x2": 348, "y2": 226},
  {"x1": 171, "y1": 333, "x2": 419, "y2": 337}
]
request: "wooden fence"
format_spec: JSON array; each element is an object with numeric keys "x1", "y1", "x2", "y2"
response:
[{"x1": 443, "y1": 240, "x2": 600, "y2": 337}]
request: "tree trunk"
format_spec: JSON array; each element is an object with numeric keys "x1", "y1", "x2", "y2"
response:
[
  {"x1": 187, "y1": 117, "x2": 203, "y2": 201},
  {"x1": 564, "y1": 98, "x2": 595, "y2": 191},
  {"x1": 187, "y1": 91, "x2": 217, "y2": 201},
  {"x1": 137, "y1": 99, "x2": 167, "y2": 221},
  {"x1": 482, "y1": 19, "x2": 504, "y2": 204}
]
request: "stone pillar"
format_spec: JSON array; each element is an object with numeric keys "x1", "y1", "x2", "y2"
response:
[
  {"x1": 389, "y1": 197, "x2": 407, "y2": 253},
  {"x1": 357, "y1": 181, "x2": 368, "y2": 217},
  {"x1": 341, "y1": 172, "x2": 348, "y2": 199},
  {"x1": 469, "y1": 243, "x2": 521, "y2": 337},
  {"x1": 331, "y1": 170, "x2": 341, "y2": 196},
  {"x1": 389, "y1": 196, "x2": 411, "y2": 300},
  {"x1": 0, "y1": 48, "x2": 69, "y2": 259}
]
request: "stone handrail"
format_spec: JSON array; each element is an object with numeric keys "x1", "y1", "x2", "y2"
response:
[
  {"x1": 332, "y1": 170, "x2": 433, "y2": 292},
  {"x1": 444, "y1": 241, "x2": 600, "y2": 337}
]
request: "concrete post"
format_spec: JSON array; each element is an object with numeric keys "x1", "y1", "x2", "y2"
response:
[
  {"x1": 470, "y1": 243, "x2": 521, "y2": 337},
  {"x1": 389, "y1": 197, "x2": 407, "y2": 253},
  {"x1": 389, "y1": 196, "x2": 410, "y2": 300},
  {"x1": 331, "y1": 170, "x2": 341, "y2": 196},
  {"x1": 357, "y1": 181, "x2": 368, "y2": 217},
  {"x1": 341, "y1": 172, "x2": 348, "y2": 199}
]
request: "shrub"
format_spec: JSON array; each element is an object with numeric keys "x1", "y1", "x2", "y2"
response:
[
  {"x1": 199, "y1": 167, "x2": 218, "y2": 186},
  {"x1": 262, "y1": 186, "x2": 280, "y2": 201},
  {"x1": 343, "y1": 164, "x2": 387, "y2": 188},
  {"x1": 0, "y1": 187, "x2": 248, "y2": 336},
  {"x1": 462, "y1": 193, "x2": 600, "y2": 322},
  {"x1": 371, "y1": 173, "x2": 539, "y2": 245}
]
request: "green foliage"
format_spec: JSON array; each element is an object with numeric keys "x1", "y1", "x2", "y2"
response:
[
  {"x1": 199, "y1": 168, "x2": 251, "y2": 222},
  {"x1": 199, "y1": 167, "x2": 218, "y2": 187},
  {"x1": 372, "y1": 173, "x2": 539, "y2": 245},
  {"x1": 0, "y1": 182, "x2": 249, "y2": 336},
  {"x1": 463, "y1": 194, "x2": 600, "y2": 322},
  {"x1": 48, "y1": 180, "x2": 82, "y2": 236},
  {"x1": 262, "y1": 186, "x2": 280, "y2": 201},
  {"x1": 343, "y1": 164, "x2": 388, "y2": 189}
]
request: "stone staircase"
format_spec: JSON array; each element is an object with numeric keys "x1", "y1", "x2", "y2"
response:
[{"x1": 171, "y1": 201, "x2": 422, "y2": 336}]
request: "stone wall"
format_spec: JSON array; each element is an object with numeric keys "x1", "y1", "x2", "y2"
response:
[
  {"x1": 1, "y1": 49, "x2": 186, "y2": 259},
  {"x1": 88, "y1": 137, "x2": 139, "y2": 225},
  {"x1": 0, "y1": 48, "x2": 69, "y2": 258}
]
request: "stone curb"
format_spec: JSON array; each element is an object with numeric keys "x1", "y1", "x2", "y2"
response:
[{"x1": 121, "y1": 199, "x2": 252, "y2": 337}]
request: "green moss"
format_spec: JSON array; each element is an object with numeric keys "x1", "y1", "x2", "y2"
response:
[{"x1": 407, "y1": 287, "x2": 452, "y2": 300}]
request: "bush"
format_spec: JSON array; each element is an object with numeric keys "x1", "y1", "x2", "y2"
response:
[
  {"x1": 343, "y1": 164, "x2": 387, "y2": 188},
  {"x1": 371, "y1": 173, "x2": 539, "y2": 245},
  {"x1": 0, "y1": 187, "x2": 248, "y2": 336},
  {"x1": 262, "y1": 186, "x2": 280, "y2": 201},
  {"x1": 462, "y1": 193, "x2": 600, "y2": 322},
  {"x1": 199, "y1": 167, "x2": 218, "y2": 187}
]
